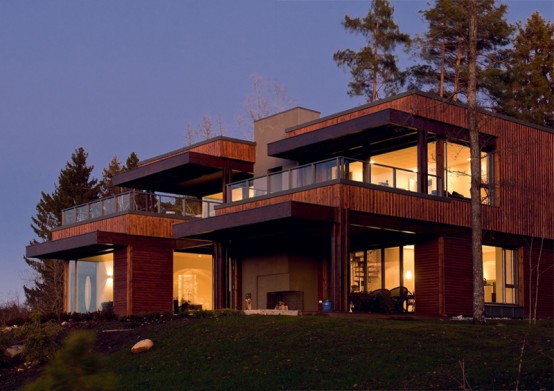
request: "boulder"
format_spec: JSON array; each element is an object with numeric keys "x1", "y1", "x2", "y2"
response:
[
  {"x1": 5, "y1": 345, "x2": 23, "y2": 359},
  {"x1": 131, "y1": 339, "x2": 154, "y2": 354}
]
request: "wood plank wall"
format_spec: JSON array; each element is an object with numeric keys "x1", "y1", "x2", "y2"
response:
[
  {"x1": 227, "y1": 92, "x2": 553, "y2": 240},
  {"x1": 443, "y1": 237, "x2": 473, "y2": 316},
  {"x1": 414, "y1": 238, "x2": 442, "y2": 316},
  {"x1": 130, "y1": 240, "x2": 174, "y2": 314},
  {"x1": 113, "y1": 247, "x2": 129, "y2": 316},
  {"x1": 52, "y1": 214, "x2": 180, "y2": 240},
  {"x1": 190, "y1": 139, "x2": 256, "y2": 162}
]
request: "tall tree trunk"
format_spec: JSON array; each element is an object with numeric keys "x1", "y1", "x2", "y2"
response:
[
  {"x1": 453, "y1": 36, "x2": 463, "y2": 102},
  {"x1": 468, "y1": 0, "x2": 485, "y2": 325},
  {"x1": 372, "y1": 22, "x2": 380, "y2": 102},
  {"x1": 440, "y1": 38, "x2": 446, "y2": 97}
]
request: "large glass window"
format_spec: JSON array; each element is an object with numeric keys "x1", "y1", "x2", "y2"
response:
[
  {"x1": 445, "y1": 142, "x2": 492, "y2": 204},
  {"x1": 173, "y1": 252, "x2": 213, "y2": 310},
  {"x1": 483, "y1": 246, "x2": 518, "y2": 304},
  {"x1": 350, "y1": 246, "x2": 414, "y2": 293},
  {"x1": 66, "y1": 254, "x2": 113, "y2": 313}
]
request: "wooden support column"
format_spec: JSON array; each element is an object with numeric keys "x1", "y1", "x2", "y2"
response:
[
  {"x1": 331, "y1": 207, "x2": 349, "y2": 311},
  {"x1": 222, "y1": 167, "x2": 233, "y2": 203},
  {"x1": 418, "y1": 129, "x2": 428, "y2": 194},
  {"x1": 436, "y1": 139, "x2": 445, "y2": 196},
  {"x1": 213, "y1": 241, "x2": 228, "y2": 309}
]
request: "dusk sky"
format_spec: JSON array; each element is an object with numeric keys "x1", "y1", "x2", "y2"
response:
[{"x1": 1, "y1": 1, "x2": 552, "y2": 303}]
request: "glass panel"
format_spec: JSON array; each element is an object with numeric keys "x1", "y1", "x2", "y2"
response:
[
  {"x1": 90, "y1": 201, "x2": 101, "y2": 219},
  {"x1": 64, "y1": 209, "x2": 76, "y2": 225},
  {"x1": 230, "y1": 182, "x2": 247, "y2": 202},
  {"x1": 290, "y1": 165, "x2": 313, "y2": 189},
  {"x1": 173, "y1": 252, "x2": 213, "y2": 311},
  {"x1": 117, "y1": 193, "x2": 131, "y2": 212},
  {"x1": 367, "y1": 249, "x2": 382, "y2": 292},
  {"x1": 268, "y1": 171, "x2": 284, "y2": 193},
  {"x1": 314, "y1": 159, "x2": 338, "y2": 183},
  {"x1": 103, "y1": 197, "x2": 116, "y2": 215},
  {"x1": 350, "y1": 251, "x2": 365, "y2": 292},
  {"x1": 347, "y1": 161, "x2": 364, "y2": 182},
  {"x1": 184, "y1": 198, "x2": 202, "y2": 217},
  {"x1": 396, "y1": 169, "x2": 418, "y2": 191},
  {"x1": 370, "y1": 164, "x2": 393, "y2": 187},
  {"x1": 403, "y1": 246, "x2": 415, "y2": 293},
  {"x1": 384, "y1": 247, "x2": 400, "y2": 289},
  {"x1": 76, "y1": 205, "x2": 88, "y2": 222},
  {"x1": 251, "y1": 177, "x2": 267, "y2": 197},
  {"x1": 72, "y1": 256, "x2": 114, "y2": 313}
]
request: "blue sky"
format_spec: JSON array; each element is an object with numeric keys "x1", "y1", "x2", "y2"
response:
[{"x1": 0, "y1": 0, "x2": 552, "y2": 304}]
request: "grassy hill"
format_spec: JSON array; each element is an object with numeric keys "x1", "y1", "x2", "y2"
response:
[{"x1": 98, "y1": 312, "x2": 552, "y2": 390}]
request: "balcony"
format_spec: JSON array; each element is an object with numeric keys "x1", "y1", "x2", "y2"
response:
[
  {"x1": 62, "y1": 190, "x2": 222, "y2": 226},
  {"x1": 227, "y1": 157, "x2": 442, "y2": 203}
]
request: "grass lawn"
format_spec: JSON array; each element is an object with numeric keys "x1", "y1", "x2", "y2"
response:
[{"x1": 103, "y1": 313, "x2": 553, "y2": 390}]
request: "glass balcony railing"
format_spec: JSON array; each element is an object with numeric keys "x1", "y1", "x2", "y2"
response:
[
  {"x1": 62, "y1": 190, "x2": 221, "y2": 226},
  {"x1": 228, "y1": 157, "x2": 442, "y2": 203}
]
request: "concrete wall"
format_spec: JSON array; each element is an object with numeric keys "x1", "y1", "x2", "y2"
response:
[
  {"x1": 254, "y1": 107, "x2": 320, "y2": 177},
  {"x1": 241, "y1": 251, "x2": 320, "y2": 311}
]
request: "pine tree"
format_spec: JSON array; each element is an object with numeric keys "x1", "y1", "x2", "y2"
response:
[
  {"x1": 124, "y1": 152, "x2": 140, "y2": 171},
  {"x1": 100, "y1": 152, "x2": 140, "y2": 195},
  {"x1": 333, "y1": 0, "x2": 410, "y2": 102},
  {"x1": 100, "y1": 156, "x2": 123, "y2": 196},
  {"x1": 408, "y1": 0, "x2": 512, "y2": 101},
  {"x1": 24, "y1": 147, "x2": 100, "y2": 315},
  {"x1": 487, "y1": 12, "x2": 554, "y2": 127}
]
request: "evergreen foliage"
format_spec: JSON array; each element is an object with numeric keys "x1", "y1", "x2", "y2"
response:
[
  {"x1": 333, "y1": 0, "x2": 410, "y2": 102},
  {"x1": 22, "y1": 330, "x2": 116, "y2": 391},
  {"x1": 24, "y1": 148, "x2": 100, "y2": 315},
  {"x1": 406, "y1": 0, "x2": 512, "y2": 101},
  {"x1": 487, "y1": 12, "x2": 554, "y2": 127},
  {"x1": 100, "y1": 152, "x2": 140, "y2": 196}
]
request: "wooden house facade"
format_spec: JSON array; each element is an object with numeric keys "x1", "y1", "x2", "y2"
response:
[{"x1": 26, "y1": 91, "x2": 553, "y2": 318}]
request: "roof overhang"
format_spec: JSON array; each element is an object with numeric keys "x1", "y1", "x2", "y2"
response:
[
  {"x1": 26, "y1": 231, "x2": 208, "y2": 260},
  {"x1": 268, "y1": 108, "x2": 494, "y2": 161},
  {"x1": 173, "y1": 201, "x2": 336, "y2": 241},
  {"x1": 113, "y1": 151, "x2": 253, "y2": 196}
]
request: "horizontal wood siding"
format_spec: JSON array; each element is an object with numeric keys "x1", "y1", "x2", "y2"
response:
[
  {"x1": 113, "y1": 247, "x2": 128, "y2": 316},
  {"x1": 131, "y1": 240, "x2": 174, "y2": 314},
  {"x1": 443, "y1": 238, "x2": 473, "y2": 316},
  {"x1": 415, "y1": 239, "x2": 442, "y2": 315},
  {"x1": 190, "y1": 139, "x2": 256, "y2": 162},
  {"x1": 52, "y1": 214, "x2": 180, "y2": 240},
  {"x1": 282, "y1": 93, "x2": 553, "y2": 240}
]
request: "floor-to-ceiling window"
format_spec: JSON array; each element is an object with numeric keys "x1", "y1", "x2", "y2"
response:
[
  {"x1": 483, "y1": 246, "x2": 518, "y2": 304},
  {"x1": 66, "y1": 254, "x2": 113, "y2": 313},
  {"x1": 350, "y1": 245, "x2": 415, "y2": 293},
  {"x1": 173, "y1": 252, "x2": 213, "y2": 310}
]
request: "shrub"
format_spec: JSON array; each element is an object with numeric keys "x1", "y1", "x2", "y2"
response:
[
  {"x1": 22, "y1": 330, "x2": 116, "y2": 391},
  {"x1": 350, "y1": 290, "x2": 394, "y2": 313},
  {"x1": 21, "y1": 314, "x2": 63, "y2": 363},
  {"x1": 0, "y1": 300, "x2": 30, "y2": 326}
]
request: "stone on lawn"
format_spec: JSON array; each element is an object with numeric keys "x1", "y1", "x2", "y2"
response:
[
  {"x1": 5, "y1": 345, "x2": 24, "y2": 359},
  {"x1": 131, "y1": 339, "x2": 154, "y2": 353}
]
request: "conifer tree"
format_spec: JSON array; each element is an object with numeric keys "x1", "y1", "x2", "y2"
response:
[
  {"x1": 333, "y1": 0, "x2": 410, "y2": 102},
  {"x1": 487, "y1": 12, "x2": 553, "y2": 127},
  {"x1": 407, "y1": 0, "x2": 512, "y2": 101},
  {"x1": 100, "y1": 152, "x2": 140, "y2": 196},
  {"x1": 24, "y1": 148, "x2": 100, "y2": 315}
]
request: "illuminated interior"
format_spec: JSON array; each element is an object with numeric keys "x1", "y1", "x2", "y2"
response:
[
  {"x1": 350, "y1": 245, "x2": 415, "y2": 294},
  {"x1": 173, "y1": 252, "x2": 213, "y2": 310},
  {"x1": 66, "y1": 254, "x2": 113, "y2": 313},
  {"x1": 483, "y1": 245, "x2": 518, "y2": 304}
]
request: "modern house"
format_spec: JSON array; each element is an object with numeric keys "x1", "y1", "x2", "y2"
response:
[{"x1": 26, "y1": 91, "x2": 554, "y2": 318}]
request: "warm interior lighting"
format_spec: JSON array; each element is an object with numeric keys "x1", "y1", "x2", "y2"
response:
[
  {"x1": 405, "y1": 270, "x2": 413, "y2": 280},
  {"x1": 369, "y1": 160, "x2": 375, "y2": 164}
]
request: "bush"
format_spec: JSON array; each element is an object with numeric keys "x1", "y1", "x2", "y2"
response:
[
  {"x1": 22, "y1": 330, "x2": 116, "y2": 391},
  {"x1": 0, "y1": 300, "x2": 30, "y2": 326},
  {"x1": 21, "y1": 314, "x2": 63, "y2": 363},
  {"x1": 350, "y1": 290, "x2": 394, "y2": 313}
]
